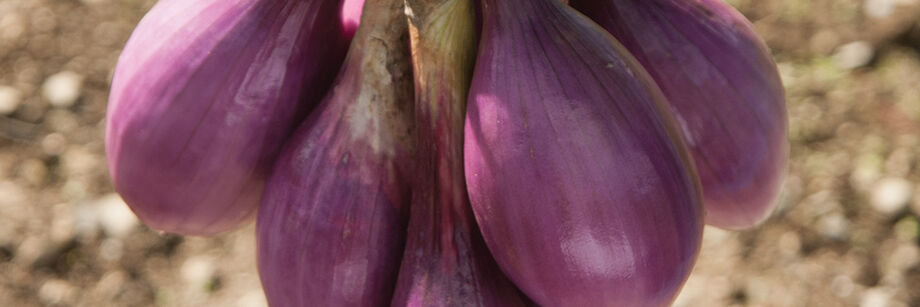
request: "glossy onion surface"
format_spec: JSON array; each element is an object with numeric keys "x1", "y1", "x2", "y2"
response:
[
  {"x1": 105, "y1": 0, "x2": 351, "y2": 235},
  {"x1": 570, "y1": 0, "x2": 788, "y2": 229},
  {"x1": 465, "y1": 0, "x2": 704, "y2": 305},
  {"x1": 256, "y1": 0, "x2": 415, "y2": 305}
]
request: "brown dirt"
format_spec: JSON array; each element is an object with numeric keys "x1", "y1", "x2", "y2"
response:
[{"x1": 1, "y1": 0, "x2": 919, "y2": 306}]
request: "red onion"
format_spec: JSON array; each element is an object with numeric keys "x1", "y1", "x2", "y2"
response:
[
  {"x1": 256, "y1": 0, "x2": 415, "y2": 305},
  {"x1": 105, "y1": 0, "x2": 351, "y2": 235},
  {"x1": 465, "y1": 0, "x2": 704, "y2": 305},
  {"x1": 390, "y1": 0, "x2": 527, "y2": 305},
  {"x1": 569, "y1": 0, "x2": 788, "y2": 229}
]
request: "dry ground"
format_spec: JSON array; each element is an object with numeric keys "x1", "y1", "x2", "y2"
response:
[{"x1": 1, "y1": 0, "x2": 919, "y2": 306}]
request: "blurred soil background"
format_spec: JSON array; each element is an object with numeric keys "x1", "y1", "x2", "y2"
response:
[{"x1": 0, "y1": 0, "x2": 919, "y2": 306}]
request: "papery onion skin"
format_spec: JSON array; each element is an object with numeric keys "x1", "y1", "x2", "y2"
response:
[
  {"x1": 256, "y1": 0, "x2": 415, "y2": 305},
  {"x1": 105, "y1": 0, "x2": 351, "y2": 235},
  {"x1": 569, "y1": 0, "x2": 788, "y2": 229},
  {"x1": 465, "y1": 0, "x2": 704, "y2": 306},
  {"x1": 390, "y1": 0, "x2": 528, "y2": 306}
]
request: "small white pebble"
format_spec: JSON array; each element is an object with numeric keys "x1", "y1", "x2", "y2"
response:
[
  {"x1": 181, "y1": 256, "x2": 217, "y2": 290},
  {"x1": 871, "y1": 177, "x2": 913, "y2": 214},
  {"x1": 860, "y1": 287, "x2": 891, "y2": 307},
  {"x1": 865, "y1": 0, "x2": 896, "y2": 18},
  {"x1": 701, "y1": 225, "x2": 731, "y2": 247},
  {"x1": 238, "y1": 289, "x2": 269, "y2": 307},
  {"x1": 38, "y1": 279, "x2": 76, "y2": 305},
  {"x1": 94, "y1": 193, "x2": 139, "y2": 238},
  {"x1": 817, "y1": 212, "x2": 850, "y2": 240},
  {"x1": 833, "y1": 41, "x2": 874, "y2": 70},
  {"x1": 0, "y1": 85, "x2": 22, "y2": 115},
  {"x1": 42, "y1": 71, "x2": 84, "y2": 108}
]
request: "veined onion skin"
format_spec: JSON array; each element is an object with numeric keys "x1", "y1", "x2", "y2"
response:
[
  {"x1": 465, "y1": 0, "x2": 704, "y2": 305},
  {"x1": 570, "y1": 0, "x2": 788, "y2": 229},
  {"x1": 390, "y1": 0, "x2": 527, "y2": 306},
  {"x1": 256, "y1": 0, "x2": 415, "y2": 305},
  {"x1": 105, "y1": 0, "x2": 351, "y2": 235}
]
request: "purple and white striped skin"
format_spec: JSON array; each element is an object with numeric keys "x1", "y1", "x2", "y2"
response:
[
  {"x1": 256, "y1": 0, "x2": 415, "y2": 305},
  {"x1": 570, "y1": 0, "x2": 788, "y2": 229},
  {"x1": 105, "y1": 0, "x2": 352, "y2": 235},
  {"x1": 465, "y1": 0, "x2": 704, "y2": 305}
]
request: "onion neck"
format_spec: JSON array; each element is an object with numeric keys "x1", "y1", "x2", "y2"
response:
[
  {"x1": 407, "y1": 0, "x2": 477, "y2": 234},
  {"x1": 396, "y1": 0, "x2": 492, "y2": 300}
]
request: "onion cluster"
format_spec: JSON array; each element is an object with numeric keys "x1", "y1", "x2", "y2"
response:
[{"x1": 105, "y1": 0, "x2": 787, "y2": 305}]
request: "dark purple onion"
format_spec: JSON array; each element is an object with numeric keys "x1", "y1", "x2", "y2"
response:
[
  {"x1": 569, "y1": 0, "x2": 788, "y2": 229},
  {"x1": 465, "y1": 0, "x2": 704, "y2": 305},
  {"x1": 256, "y1": 0, "x2": 415, "y2": 305},
  {"x1": 105, "y1": 0, "x2": 351, "y2": 235}
]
